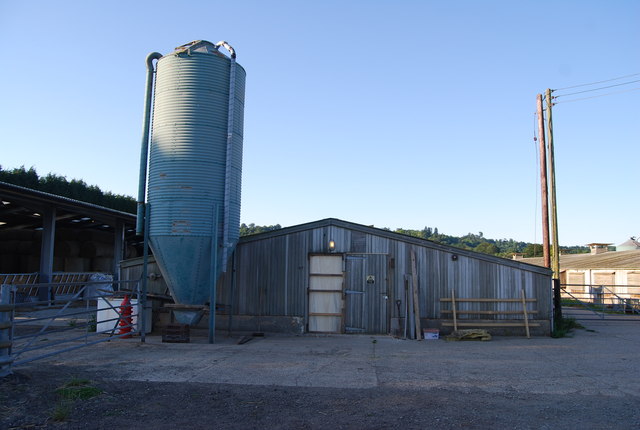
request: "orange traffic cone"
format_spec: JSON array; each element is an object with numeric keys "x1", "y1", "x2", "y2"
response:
[{"x1": 118, "y1": 295, "x2": 133, "y2": 339}]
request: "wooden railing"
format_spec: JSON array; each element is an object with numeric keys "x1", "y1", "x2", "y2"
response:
[{"x1": 440, "y1": 289, "x2": 538, "y2": 338}]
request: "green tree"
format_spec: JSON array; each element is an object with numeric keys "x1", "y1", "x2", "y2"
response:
[
  {"x1": 0, "y1": 165, "x2": 137, "y2": 213},
  {"x1": 474, "y1": 242, "x2": 499, "y2": 255},
  {"x1": 523, "y1": 244, "x2": 543, "y2": 258},
  {"x1": 422, "y1": 227, "x2": 433, "y2": 238},
  {"x1": 239, "y1": 223, "x2": 282, "y2": 236}
]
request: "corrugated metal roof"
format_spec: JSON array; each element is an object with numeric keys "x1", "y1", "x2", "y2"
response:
[
  {"x1": 239, "y1": 218, "x2": 551, "y2": 276},
  {"x1": 617, "y1": 238, "x2": 640, "y2": 249},
  {"x1": 523, "y1": 250, "x2": 640, "y2": 270},
  {"x1": 0, "y1": 180, "x2": 136, "y2": 236},
  {"x1": 0, "y1": 181, "x2": 136, "y2": 220}
]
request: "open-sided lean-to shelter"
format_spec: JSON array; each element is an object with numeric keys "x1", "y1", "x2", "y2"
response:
[{"x1": 216, "y1": 218, "x2": 553, "y2": 335}]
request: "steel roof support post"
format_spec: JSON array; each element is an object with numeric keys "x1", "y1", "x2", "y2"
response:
[
  {"x1": 140, "y1": 204, "x2": 150, "y2": 343},
  {"x1": 113, "y1": 219, "x2": 125, "y2": 283},
  {"x1": 209, "y1": 204, "x2": 219, "y2": 344},
  {"x1": 38, "y1": 206, "x2": 56, "y2": 302},
  {"x1": 227, "y1": 250, "x2": 237, "y2": 337},
  {"x1": 0, "y1": 284, "x2": 14, "y2": 377}
]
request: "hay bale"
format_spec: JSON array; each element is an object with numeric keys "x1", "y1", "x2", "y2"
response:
[{"x1": 445, "y1": 329, "x2": 492, "y2": 341}]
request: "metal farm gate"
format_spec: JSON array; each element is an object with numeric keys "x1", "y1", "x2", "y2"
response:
[
  {"x1": 1, "y1": 277, "x2": 147, "y2": 376},
  {"x1": 562, "y1": 283, "x2": 640, "y2": 321}
]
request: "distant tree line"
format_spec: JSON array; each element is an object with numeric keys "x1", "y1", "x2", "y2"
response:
[
  {"x1": 240, "y1": 223, "x2": 589, "y2": 257},
  {"x1": 0, "y1": 166, "x2": 137, "y2": 213},
  {"x1": 239, "y1": 223, "x2": 282, "y2": 236},
  {"x1": 391, "y1": 227, "x2": 588, "y2": 257}
]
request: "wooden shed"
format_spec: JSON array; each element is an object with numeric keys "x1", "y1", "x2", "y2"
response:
[{"x1": 216, "y1": 218, "x2": 552, "y2": 336}]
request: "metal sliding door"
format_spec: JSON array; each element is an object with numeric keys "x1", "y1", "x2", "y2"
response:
[{"x1": 344, "y1": 254, "x2": 388, "y2": 334}]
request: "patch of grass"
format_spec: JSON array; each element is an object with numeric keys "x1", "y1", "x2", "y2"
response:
[
  {"x1": 65, "y1": 378, "x2": 91, "y2": 387},
  {"x1": 552, "y1": 317, "x2": 584, "y2": 338},
  {"x1": 56, "y1": 378, "x2": 103, "y2": 401},
  {"x1": 51, "y1": 401, "x2": 72, "y2": 422},
  {"x1": 561, "y1": 299, "x2": 582, "y2": 307},
  {"x1": 88, "y1": 314, "x2": 97, "y2": 332}
]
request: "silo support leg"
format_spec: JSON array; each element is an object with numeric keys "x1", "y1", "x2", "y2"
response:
[{"x1": 208, "y1": 205, "x2": 219, "y2": 344}]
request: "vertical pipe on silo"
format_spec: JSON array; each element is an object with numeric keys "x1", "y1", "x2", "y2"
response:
[
  {"x1": 221, "y1": 57, "x2": 236, "y2": 270},
  {"x1": 136, "y1": 52, "x2": 162, "y2": 235},
  {"x1": 216, "y1": 41, "x2": 238, "y2": 271}
]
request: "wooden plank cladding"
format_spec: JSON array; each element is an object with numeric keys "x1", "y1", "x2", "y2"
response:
[{"x1": 214, "y1": 218, "x2": 552, "y2": 336}]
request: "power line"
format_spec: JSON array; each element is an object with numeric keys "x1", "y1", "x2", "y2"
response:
[
  {"x1": 553, "y1": 87, "x2": 640, "y2": 104},
  {"x1": 553, "y1": 79, "x2": 640, "y2": 98},
  {"x1": 552, "y1": 72, "x2": 640, "y2": 92}
]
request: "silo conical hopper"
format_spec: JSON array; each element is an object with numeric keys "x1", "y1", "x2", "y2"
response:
[{"x1": 137, "y1": 40, "x2": 245, "y2": 325}]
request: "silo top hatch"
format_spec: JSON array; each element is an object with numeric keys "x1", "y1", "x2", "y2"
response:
[{"x1": 171, "y1": 40, "x2": 236, "y2": 59}]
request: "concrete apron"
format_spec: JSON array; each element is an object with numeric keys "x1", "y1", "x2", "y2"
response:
[{"x1": 18, "y1": 317, "x2": 640, "y2": 398}]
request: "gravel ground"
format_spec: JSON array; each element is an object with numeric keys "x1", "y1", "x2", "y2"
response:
[
  {"x1": 3, "y1": 315, "x2": 640, "y2": 429},
  {"x1": 2, "y1": 364, "x2": 640, "y2": 429}
]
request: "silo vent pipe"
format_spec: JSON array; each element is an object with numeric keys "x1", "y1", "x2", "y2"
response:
[
  {"x1": 215, "y1": 41, "x2": 236, "y2": 59},
  {"x1": 136, "y1": 51, "x2": 163, "y2": 235}
]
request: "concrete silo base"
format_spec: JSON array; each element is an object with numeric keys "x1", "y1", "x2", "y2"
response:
[{"x1": 210, "y1": 315, "x2": 306, "y2": 335}]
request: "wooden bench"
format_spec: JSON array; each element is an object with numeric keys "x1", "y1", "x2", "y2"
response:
[{"x1": 440, "y1": 289, "x2": 538, "y2": 338}]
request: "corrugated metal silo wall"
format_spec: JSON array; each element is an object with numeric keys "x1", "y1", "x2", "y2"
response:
[
  {"x1": 148, "y1": 47, "x2": 246, "y2": 307},
  {"x1": 218, "y1": 223, "x2": 551, "y2": 324}
]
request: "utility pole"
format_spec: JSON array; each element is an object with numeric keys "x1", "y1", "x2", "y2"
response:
[
  {"x1": 536, "y1": 94, "x2": 550, "y2": 268},
  {"x1": 545, "y1": 88, "x2": 562, "y2": 324}
]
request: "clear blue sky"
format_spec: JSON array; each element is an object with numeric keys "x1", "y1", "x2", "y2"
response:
[{"x1": 1, "y1": 1, "x2": 638, "y2": 246}]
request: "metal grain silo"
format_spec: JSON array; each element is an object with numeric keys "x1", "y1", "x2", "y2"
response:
[{"x1": 137, "y1": 40, "x2": 245, "y2": 326}]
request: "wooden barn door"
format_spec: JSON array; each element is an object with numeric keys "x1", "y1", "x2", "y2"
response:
[
  {"x1": 308, "y1": 255, "x2": 344, "y2": 333},
  {"x1": 592, "y1": 271, "x2": 615, "y2": 304},
  {"x1": 566, "y1": 271, "x2": 586, "y2": 294},
  {"x1": 344, "y1": 254, "x2": 388, "y2": 334}
]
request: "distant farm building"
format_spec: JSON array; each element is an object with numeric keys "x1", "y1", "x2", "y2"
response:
[{"x1": 523, "y1": 245, "x2": 640, "y2": 308}]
